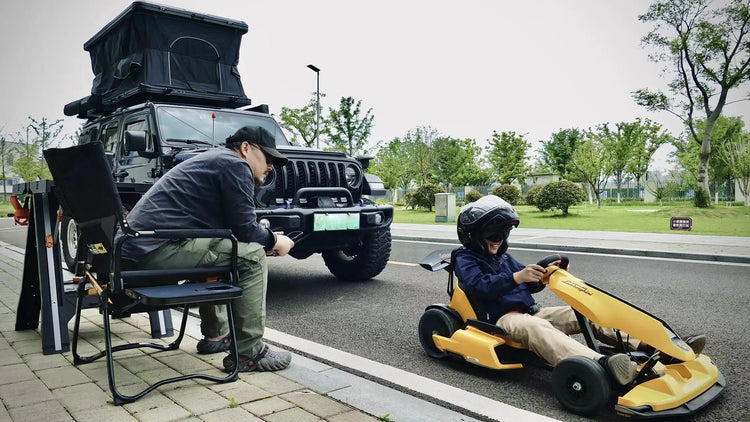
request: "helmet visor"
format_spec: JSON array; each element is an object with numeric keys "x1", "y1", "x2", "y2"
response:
[{"x1": 483, "y1": 228, "x2": 511, "y2": 243}]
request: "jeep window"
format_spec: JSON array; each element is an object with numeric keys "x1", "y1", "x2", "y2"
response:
[
  {"x1": 77, "y1": 126, "x2": 98, "y2": 146},
  {"x1": 155, "y1": 106, "x2": 290, "y2": 147},
  {"x1": 101, "y1": 124, "x2": 119, "y2": 152}
]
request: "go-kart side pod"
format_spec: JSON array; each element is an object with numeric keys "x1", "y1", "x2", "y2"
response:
[
  {"x1": 615, "y1": 355, "x2": 726, "y2": 419},
  {"x1": 418, "y1": 306, "x2": 523, "y2": 370}
]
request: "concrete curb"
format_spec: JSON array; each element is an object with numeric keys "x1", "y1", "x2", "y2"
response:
[{"x1": 391, "y1": 235, "x2": 750, "y2": 264}]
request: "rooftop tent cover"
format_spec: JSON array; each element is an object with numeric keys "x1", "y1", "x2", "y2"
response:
[{"x1": 78, "y1": 1, "x2": 250, "y2": 112}]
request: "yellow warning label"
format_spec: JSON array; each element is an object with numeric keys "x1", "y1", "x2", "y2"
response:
[{"x1": 89, "y1": 243, "x2": 108, "y2": 254}]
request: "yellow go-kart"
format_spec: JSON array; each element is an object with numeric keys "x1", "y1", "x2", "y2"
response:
[{"x1": 417, "y1": 250, "x2": 725, "y2": 418}]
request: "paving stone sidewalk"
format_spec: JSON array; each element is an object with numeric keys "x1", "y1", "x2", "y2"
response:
[{"x1": 0, "y1": 253, "x2": 381, "y2": 422}]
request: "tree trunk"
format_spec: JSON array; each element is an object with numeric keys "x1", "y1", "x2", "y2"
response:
[{"x1": 740, "y1": 178, "x2": 750, "y2": 206}]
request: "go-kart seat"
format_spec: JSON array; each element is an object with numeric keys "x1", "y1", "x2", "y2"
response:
[{"x1": 43, "y1": 142, "x2": 243, "y2": 405}]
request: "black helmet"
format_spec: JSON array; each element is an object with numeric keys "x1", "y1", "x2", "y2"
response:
[{"x1": 457, "y1": 195, "x2": 519, "y2": 255}]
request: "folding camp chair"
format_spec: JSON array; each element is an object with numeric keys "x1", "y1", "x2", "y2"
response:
[{"x1": 43, "y1": 142, "x2": 242, "y2": 405}]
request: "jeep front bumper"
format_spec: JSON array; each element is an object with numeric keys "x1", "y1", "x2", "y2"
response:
[{"x1": 255, "y1": 203, "x2": 393, "y2": 259}]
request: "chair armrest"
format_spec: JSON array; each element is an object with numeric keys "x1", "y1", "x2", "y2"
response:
[
  {"x1": 148, "y1": 229, "x2": 233, "y2": 239},
  {"x1": 112, "y1": 227, "x2": 239, "y2": 295}
]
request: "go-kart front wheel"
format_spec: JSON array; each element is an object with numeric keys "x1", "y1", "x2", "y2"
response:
[
  {"x1": 418, "y1": 308, "x2": 461, "y2": 359},
  {"x1": 552, "y1": 356, "x2": 611, "y2": 416}
]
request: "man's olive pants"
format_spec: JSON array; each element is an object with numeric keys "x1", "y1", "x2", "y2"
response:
[
  {"x1": 497, "y1": 305, "x2": 641, "y2": 366},
  {"x1": 139, "y1": 238, "x2": 268, "y2": 358}
]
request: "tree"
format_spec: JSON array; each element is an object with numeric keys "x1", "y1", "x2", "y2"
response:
[
  {"x1": 634, "y1": 0, "x2": 750, "y2": 206},
  {"x1": 719, "y1": 132, "x2": 750, "y2": 205},
  {"x1": 465, "y1": 189, "x2": 483, "y2": 203},
  {"x1": 491, "y1": 184, "x2": 521, "y2": 205},
  {"x1": 595, "y1": 123, "x2": 633, "y2": 203},
  {"x1": 570, "y1": 128, "x2": 610, "y2": 208},
  {"x1": 626, "y1": 118, "x2": 672, "y2": 197},
  {"x1": 486, "y1": 130, "x2": 531, "y2": 184},
  {"x1": 536, "y1": 180, "x2": 586, "y2": 215},
  {"x1": 432, "y1": 137, "x2": 482, "y2": 190},
  {"x1": 326, "y1": 96, "x2": 374, "y2": 156},
  {"x1": 279, "y1": 92, "x2": 326, "y2": 147},
  {"x1": 12, "y1": 118, "x2": 63, "y2": 182},
  {"x1": 0, "y1": 134, "x2": 20, "y2": 199},
  {"x1": 673, "y1": 116, "x2": 745, "y2": 197},
  {"x1": 403, "y1": 126, "x2": 440, "y2": 186},
  {"x1": 525, "y1": 184, "x2": 545, "y2": 207},
  {"x1": 540, "y1": 128, "x2": 585, "y2": 180},
  {"x1": 370, "y1": 138, "x2": 412, "y2": 203},
  {"x1": 404, "y1": 183, "x2": 444, "y2": 211}
]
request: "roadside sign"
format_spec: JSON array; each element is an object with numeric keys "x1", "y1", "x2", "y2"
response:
[{"x1": 670, "y1": 217, "x2": 692, "y2": 231}]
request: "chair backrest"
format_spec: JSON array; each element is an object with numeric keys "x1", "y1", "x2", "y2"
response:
[{"x1": 44, "y1": 142, "x2": 124, "y2": 253}]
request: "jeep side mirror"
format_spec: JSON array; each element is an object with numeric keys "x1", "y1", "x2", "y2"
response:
[
  {"x1": 124, "y1": 130, "x2": 147, "y2": 152},
  {"x1": 124, "y1": 130, "x2": 158, "y2": 158}
]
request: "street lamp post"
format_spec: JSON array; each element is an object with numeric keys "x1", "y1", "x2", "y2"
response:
[{"x1": 307, "y1": 64, "x2": 320, "y2": 149}]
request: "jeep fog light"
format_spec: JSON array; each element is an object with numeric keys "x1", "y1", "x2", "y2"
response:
[{"x1": 364, "y1": 212, "x2": 383, "y2": 225}]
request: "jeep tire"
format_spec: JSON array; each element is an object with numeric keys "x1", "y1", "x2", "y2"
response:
[
  {"x1": 61, "y1": 215, "x2": 86, "y2": 272},
  {"x1": 322, "y1": 228, "x2": 391, "y2": 281}
]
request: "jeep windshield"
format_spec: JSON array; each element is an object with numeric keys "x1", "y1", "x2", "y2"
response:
[{"x1": 155, "y1": 105, "x2": 290, "y2": 147}]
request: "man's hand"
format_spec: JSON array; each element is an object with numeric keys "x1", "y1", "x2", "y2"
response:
[
  {"x1": 268, "y1": 234, "x2": 294, "y2": 256},
  {"x1": 513, "y1": 264, "x2": 545, "y2": 285}
]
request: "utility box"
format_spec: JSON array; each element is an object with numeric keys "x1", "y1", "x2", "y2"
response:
[{"x1": 435, "y1": 193, "x2": 456, "y2": 223}]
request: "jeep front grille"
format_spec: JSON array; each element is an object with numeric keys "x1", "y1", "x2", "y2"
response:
[{"x1": 273, "y1": 159, "x2": 351, "y2": 205}]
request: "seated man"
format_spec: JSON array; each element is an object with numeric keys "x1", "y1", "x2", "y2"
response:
[
  {"x1": 121, "y1": 125, "x2": 295, "y2": 372},
  {"x1": 453, "y1": 195, "x2": 704, "y2": 385}
]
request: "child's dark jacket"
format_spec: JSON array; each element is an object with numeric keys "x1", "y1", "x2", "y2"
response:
[{"x1": 453, "y1": 247, "x2": 536, "y2": 322}]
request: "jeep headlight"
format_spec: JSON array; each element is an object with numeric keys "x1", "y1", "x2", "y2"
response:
[{"x1": 345, "y1": 164, "x2": 362, "y2": 188}]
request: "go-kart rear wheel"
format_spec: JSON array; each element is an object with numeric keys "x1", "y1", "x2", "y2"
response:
[
  {"x1": 418, "y1": 308, "x2": 461, "y2": 359},
  {"x1": 552, "y1": 356, "x2": 611, "y2": 416}
]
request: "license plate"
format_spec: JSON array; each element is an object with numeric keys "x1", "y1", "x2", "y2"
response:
[{"x1": 313, "y1": 213, "x2": 360, "y2": 231}]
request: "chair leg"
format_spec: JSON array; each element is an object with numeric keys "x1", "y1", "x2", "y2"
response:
[
  {"x1": 71, "y1": 282, "x2": 88, "y2": 364},
  {"x1": 106, "y1": 302, "x2": 240, "y2": 405}
]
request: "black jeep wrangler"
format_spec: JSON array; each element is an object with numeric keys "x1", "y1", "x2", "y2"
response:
[{"x1": 57, "y1": 2, "x2": 393, "y2": 281}]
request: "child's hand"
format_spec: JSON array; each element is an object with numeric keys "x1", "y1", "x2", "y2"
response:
[{"x1": 513, "y1": 264, "x2": 545, "y2": 285}]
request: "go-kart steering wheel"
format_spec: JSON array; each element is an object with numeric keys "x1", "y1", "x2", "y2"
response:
[{"x1": 536, "y1": 254, "x2": 570, "y2": 270}]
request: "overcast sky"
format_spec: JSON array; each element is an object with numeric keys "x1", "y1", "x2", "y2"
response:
[{"x1": 1, "y1": 0, "x2": 748, "y2": 170}]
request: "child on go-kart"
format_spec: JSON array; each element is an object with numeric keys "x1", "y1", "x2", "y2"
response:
[{"x1": 453, "y1": 195, "x2": 705, "y2": 386}]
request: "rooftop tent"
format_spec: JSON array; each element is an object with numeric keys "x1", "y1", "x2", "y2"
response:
[{"x1": 65, "y1": 1, "x2": 252, "y2": 117}]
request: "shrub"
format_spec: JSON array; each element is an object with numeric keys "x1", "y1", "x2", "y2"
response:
[
  {"x1": 536, "y1": 180, "x2": 586, "y2": 215},
  {"x1": 525, "y1": 185, "x2": 544, "y2": 207},
  {"x1": 491, "y1": 184, "x2": 521, "y2": 205},
  {"x1": 407, "y1": 183, "x2": 445, "y2": 211},
  {"x1": 464, "y1": 189, "x2": 483, "y2": 204},
  {"x1": 693, "y1": 186, "x2": 711, "y2": 208}
]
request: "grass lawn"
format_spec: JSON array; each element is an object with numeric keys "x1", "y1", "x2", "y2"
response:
[
  {"x1": 0, "y1": 201, "x2": 16, "y2": 218},
  {"x1": 393, "y1": 202, "x2": 750, "y2": 237}
]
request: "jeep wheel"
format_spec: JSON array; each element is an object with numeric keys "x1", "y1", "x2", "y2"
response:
[
  {"x1": 61, "y1": 215, "x2": 86, "y2": 272},
  {"x1": 321, "y1": 228, "x2": 391, "y2": 281}
]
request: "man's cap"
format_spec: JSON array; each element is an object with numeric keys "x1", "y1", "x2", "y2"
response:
[{"x1": 226, "y1": 125, "x2": 288, "y2": 166}]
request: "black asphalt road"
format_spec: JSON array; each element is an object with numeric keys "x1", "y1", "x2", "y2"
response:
[{"x1": 263, "y1": 239, "x2": 748, "y2": 422}]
